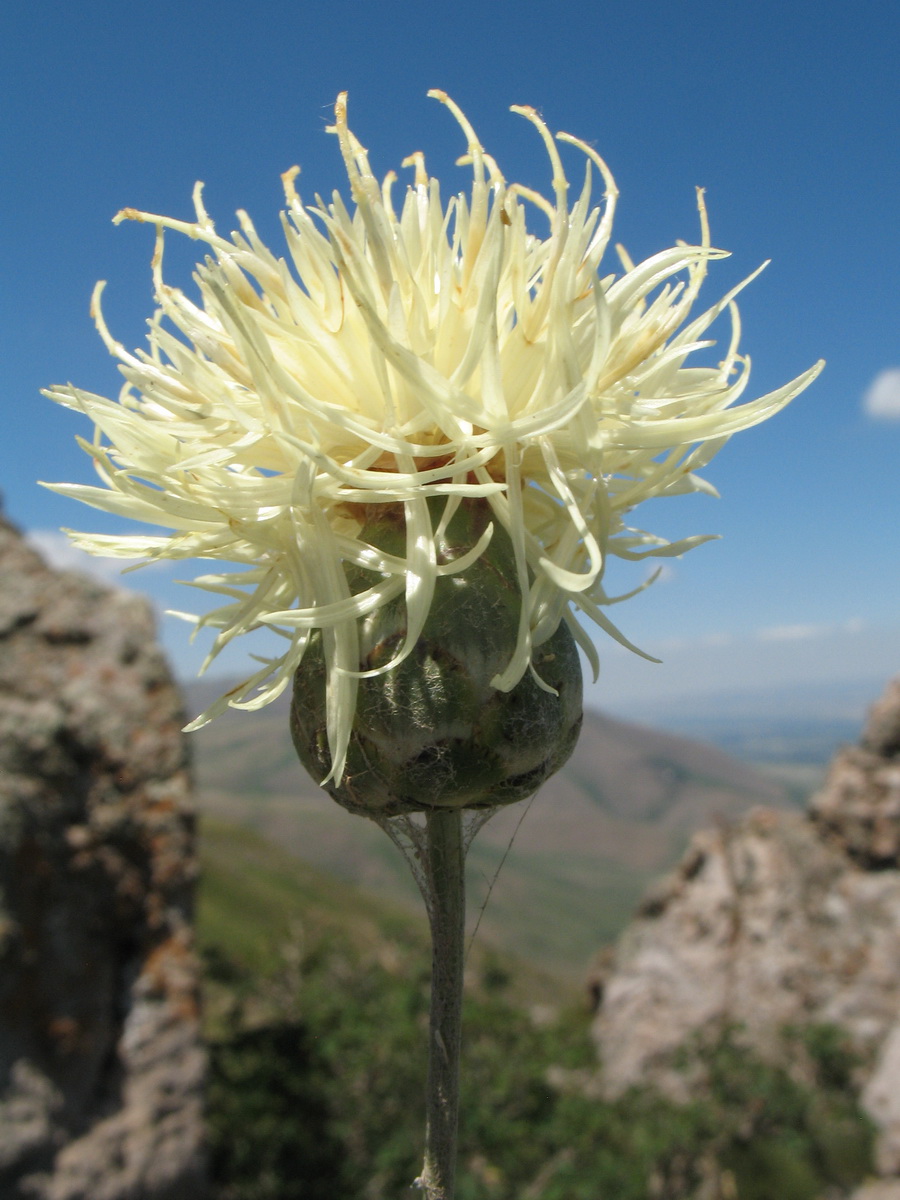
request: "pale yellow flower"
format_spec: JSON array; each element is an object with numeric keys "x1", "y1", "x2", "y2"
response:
[{"x1": 44, "y1": 92, "x2": 822, "y2": 782}]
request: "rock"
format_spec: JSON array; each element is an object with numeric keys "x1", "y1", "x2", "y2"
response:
[
  {"x1": 592, "y1": 809, "x2": 887, "y2": 1097},
  {"x1": 851, "y1": 1185, "x2": 900, "y2": 1200},
  {"x1": 591, "y1": 674, "x2": 900, "y2": 1187},
  {"x1": 0, "y1": 513, "x2": 206, "y2": 1198},
  {"x1": 810, "y1": 678, "x2": 900, "y2": 866},
  {"x1": 861, "y1": 679, "x2": 900, "y2": 758},
  {"x1": 862, "y1": 1025, "x2": 900, "y2": 1176}
]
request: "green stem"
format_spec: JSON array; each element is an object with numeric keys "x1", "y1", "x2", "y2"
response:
[{"x1": 416, "y1": 809, "x2": 465, "y2": 1200}]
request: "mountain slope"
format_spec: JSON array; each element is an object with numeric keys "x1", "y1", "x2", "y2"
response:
[{"x1": 188, "y1": 686, "x2": 791, "y2": 979}]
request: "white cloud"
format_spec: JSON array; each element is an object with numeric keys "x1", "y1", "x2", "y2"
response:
[
  {"x1": 700, "y1": 631, "x2": 733, "y2": 647},
  {"x1": 25, "y1": 530, "x2": 132, "y2": 587},
  {"x1": 656, "y1": 635, "x2": 687, "y2": 651},
  {"x1": 756, "y1": 622, "x2": 827, "y2": 642},
  {"x1": 756, "y1": 618, "x2": 864, "y2": 643},
  {"x1": 863, "y1": 368, "x2": 900, "y2": 420}
]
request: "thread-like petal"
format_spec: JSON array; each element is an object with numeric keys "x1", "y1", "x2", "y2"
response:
[{"x1": 44, "y1": 93, "x2": 822, "y2": 779}]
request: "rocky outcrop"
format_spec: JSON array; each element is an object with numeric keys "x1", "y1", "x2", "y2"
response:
[
  {"x1": 809, "y1": 674, "x2": 900, "y2": 866},
  {"x1": 0, "y1": 513, "x2": 206, "y2": 1198},
  {"x1": 591, "y1": 675, "x2": 900, "y2": 1191},
  {"x1": 851, "y1": 1185, "x2": 900, "y2": 1200}
]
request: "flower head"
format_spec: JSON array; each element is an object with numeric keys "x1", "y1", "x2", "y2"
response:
[{"x1": 44, "y1": 92, "x2": 822, "y2": 783}]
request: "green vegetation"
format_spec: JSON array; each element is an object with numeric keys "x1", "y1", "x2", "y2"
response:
[
  {"x1": 465, "y1": 838, "x2": 650, "y2": 968},
  {"x1": 199, "y1": 818, "x2": 875, "y2": 1199}
]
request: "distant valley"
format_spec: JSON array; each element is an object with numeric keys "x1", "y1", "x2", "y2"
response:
[
  {"x1": 613, "y1": 675, "x2": 874, "y2": 766},
  {"x1": 186, "y1": 683, "x2": 812, "y2": 981}
]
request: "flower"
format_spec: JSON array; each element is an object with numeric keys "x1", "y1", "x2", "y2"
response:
[{"x1": 44, "y1": 91, "x2": 823, "y2": 783}]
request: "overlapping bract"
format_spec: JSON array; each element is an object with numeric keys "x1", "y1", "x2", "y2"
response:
[{"x1": 44, "y1": 92, "x2": 822, "y2": 782}]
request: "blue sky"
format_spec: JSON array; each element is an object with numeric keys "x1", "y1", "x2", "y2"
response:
[{"x1": 3, "y1": 0, "x2": 900, "y2": 721}]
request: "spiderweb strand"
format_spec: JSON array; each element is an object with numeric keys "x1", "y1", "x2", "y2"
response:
[
  {"x1": 374, "y1": 805, "x2": 499, "y2": 1200},
  {"x1": 465, "y1": 793, "x2": 536, "y2": 961},
  {"x1": 375, "y1": 806, "x2": 499, "y2": 923}
]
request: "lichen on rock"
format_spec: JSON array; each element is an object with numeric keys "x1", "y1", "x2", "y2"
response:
[{"x1": 0, "y1": 510, "x2": 206, "y2": 1199}]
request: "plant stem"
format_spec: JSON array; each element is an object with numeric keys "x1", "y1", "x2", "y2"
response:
[{"x1": 416, "y1": 808, "x2": 465, "y2": 1200}]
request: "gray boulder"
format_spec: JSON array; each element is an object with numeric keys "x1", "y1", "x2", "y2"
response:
[
  {"x1": 592, "y1": 674, "x2": 900, "y2": 1187},
  {"x1": 0, "y1": 513, "x2": 206, "y2": 1199}
]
